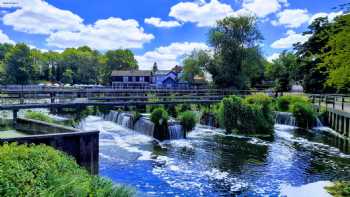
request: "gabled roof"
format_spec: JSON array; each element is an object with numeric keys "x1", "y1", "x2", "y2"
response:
[
  {"x1": 111, "y1": 70, "x2": 152, "y2": 77},
  {"x1": 154, "y1": 70, "x2": 177, "y2": 76}
]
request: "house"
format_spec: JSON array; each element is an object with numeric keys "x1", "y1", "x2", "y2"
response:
[
  {"x1": 153, "y1": 70, "x2": 178, "y2": 88},
  {"x1": 111, "y1": 70, "x2": 152, "y2": 88}
]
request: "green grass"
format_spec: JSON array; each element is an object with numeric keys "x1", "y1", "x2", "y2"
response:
[
  {"x1": 24, "y1": 111, "x2": 55, "y2": 123},
  {"x1": 325, "y1": 181, "x2": 350, "y2": 197}
]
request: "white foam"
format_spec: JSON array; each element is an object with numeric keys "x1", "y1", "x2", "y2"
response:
[{"x1": 280, "y1": 181, "x2": 333, "y2": 197}]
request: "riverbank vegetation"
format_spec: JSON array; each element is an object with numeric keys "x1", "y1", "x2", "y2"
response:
[
  {"x1": 275, "y1": 95, "x2": 317, "y2": 129},
  {"x1": 216, "y1": 94, "x2": 274, "y2": 135},
  {"x1": 325, "y1": 181, "x2": 350, "y2": 197},
  {"x1": 150, "y1": 107, "x2": 169, "y2": 140},
  {"x1": 0, "y1": 143, "x2": 134, "y2": 197},
  {"x1": 179, "y1": 111, "x2": 197, "y2": 132}
]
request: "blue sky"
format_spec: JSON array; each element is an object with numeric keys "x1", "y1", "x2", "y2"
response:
[{"x1": 0, "y1": 0, "x2": 347, "y2": 69}]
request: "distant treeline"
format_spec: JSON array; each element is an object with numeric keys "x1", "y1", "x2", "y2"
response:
[{"x1": 0, "y1": 44, "x2": 138, "y2": 85}]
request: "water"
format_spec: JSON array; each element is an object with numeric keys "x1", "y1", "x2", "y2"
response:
[
  {"x1": 168, "y1": 124, "x2": 183, "y2": 139},
  {"x1": 78, "y1": 116, "x2": 350, "y2": 196},
  {"x1": 275, "y1": 112, "x2": 296, "y2": 126}
]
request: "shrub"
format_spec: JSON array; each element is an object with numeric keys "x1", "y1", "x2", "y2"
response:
[
  {"x1": 150, "y1": 107, "x2": 169, "y2": 140},
  {"x1": 291, "y1": 102, "x2": 316, "y2": 129},
  {"x1": 0, "y1": 143, "x2": 134, "y2": 197},
  {"x1": 179, "y1": 111, "x2": 197, "y2": 132},
  {"x1": 276, "y1": 95, "x2": 309, "y2": 112},
  {"x1": 25, "y1": 111, "x2": 54, "y2": 123},
  {"x1": 217, "y1": 95, "x2": 274, "y2": 135},
  {"x1": 325, "y1": 181, "x2": 350, "y2": 197},
  {"x1": 132, "y1": 111, "x2": 141, "y2": 124},
  {"x1": 175, "y1": 104, "x2": 192, "y2": 115}
]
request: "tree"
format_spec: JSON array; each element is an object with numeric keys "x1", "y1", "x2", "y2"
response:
[
  {"x1": 182, "y1": 50, "x2": 209, "y2": 83},
  {"x1": 320, "y1": 14, "x2": 350, "y2": 92},
  {"x1": 152, "y1": 62, "x2": 158, "y2": 73},
  {"x1": 265, "y1": 51, "x2": 298, "y2": 92},
  {"x1": 102, "y1": 49, "x2": 138, "y2": 84},
  {"x1": 5, "y1": 43, "x2": 33, "y2": 84},
  {"x1": 208, "y1": 16, "x2": 263, "y2": 89},
  {"x1": 62, "y1": 68, "x2": 73, "y2": 84}
]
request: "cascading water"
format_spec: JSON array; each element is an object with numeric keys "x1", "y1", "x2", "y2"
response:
[
  {"x1": 168, "y1": 124, "x2": 184, "y2": 139},
  {"x1": 134, "y1": 117, "x2": 155, "y2": 137},
  {"x1": 104, "y1": 111, "x2": 119, "y2": 122},
  {"x1": 103, "y1": 111, "x2": 133, "y2": 129},
  {"x1": 274, "y1": 112, "x2": 296, "y2": 126}
]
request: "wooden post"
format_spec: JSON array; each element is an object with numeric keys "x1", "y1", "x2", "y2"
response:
[
  {"x1": 341, "y1": 96, "x2": 344, "y2": 111},
  {"x1": 13, "y1": 109, "x2": 18, "y2": 126}
]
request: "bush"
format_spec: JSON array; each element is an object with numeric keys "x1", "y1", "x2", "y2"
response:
[
  {"x1": 276, "y1": 95, "x2": 309, "y2": 112},
  {"x1": 25, "y1": 111, "x2": 54, "y2": 123},
  {"x1": 325, "y1": 181, "x2": 350, "y2": 197},
  {"x1": 179, "y1": 111, "x2": 197, "y2": 132},
  {"x1": 291, "y1": 102, "x2": 316, "y2": 129},
  {"x1": 132, "y1": 111, "x2": 142, "y2": 124},
  {"x1": 150, "y1": 107, "x2": 169, "y2": 140},
  {"x1": 0, "y1": 143, "x2": 134, "y2": 197},
  {"x1": 217, "y1": 95, "x2": 274, "y2": 135}
]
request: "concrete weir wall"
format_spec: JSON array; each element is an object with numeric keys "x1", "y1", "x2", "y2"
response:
[
  {"x1": 0, "y1": 118, "x2": 99, "y2": 175},
  {"x1": 327, "y1": 108, "x2": 350, "y2": 138}
]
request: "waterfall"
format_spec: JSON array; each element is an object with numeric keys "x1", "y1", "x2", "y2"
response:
[
  {"x1": 275, "y1": 112, "x2": 296, "y2": 126},
  {"x1": 103, "y1": 111, "x2": 133, "y2": 129},
  {"x1": 315, "y1": 118, "x2": 324, "y2": 128},
  {"x1": 134, "y1": 117, "x2": 155, "y2": 137},
  {"x1": 168, "y1": 124, "x2": 184, "y2": 140},
  {"x1": 104, "y1": 111, "x2": 119, "y2": 122}
]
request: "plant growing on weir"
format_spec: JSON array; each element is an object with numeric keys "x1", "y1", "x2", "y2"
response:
[
  {"x1": 179, "y1": 111, "x2": 198, "y2": 132},
  {"x1": 150, "y1": 107, "x2": 169, "y2": 140},
  {"x1": 217, "y1": 94, "x2": 274, "y2": 135},
  {"x1": 0, "y1": 143, "x2": 134, "y2": 197},
  {"x1": 25, "y1": 110, "x2": 54, "y2": 123}
]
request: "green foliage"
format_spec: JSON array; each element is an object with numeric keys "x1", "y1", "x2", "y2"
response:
[
  {"x1": 182, "y1": 50, "x2": 209, "y2": 83},
  {"x1": 208, "y1": 16, "x2": 263, "y2": 89},
  {"x1": 0, "y1": 143, "x2": 134, "y2": 197},
  {"x1": 291, "y1": 102, "x2": 316, "y2": 129},
  {"x1": 150, "y1": 107, "x2": 168, "y2": 126},
  {"x1": 179, "y1": 111, "x2": 197, "y2": 132},
  {"x1": 275, "y1": 95, "x2": 309, "y2": 112},
  {"x1": 150, "y1": 107, "x2": 169, "y2": 140},
  {"x1": 325, "y1": 181, "x2": 350, "y2": 197},
  {"x1": 24, "y1": 111, "x2": 54, "y2": 123},
  {"x1": 217, "y1": 95, "x2": 273, "y2": 135},
  {"x1": 132, "y1": 111, "x2": 141, "y2": 124},
  {"x1": 265, "y1": 51, "x2": 298, "y2": 92},
  {"x1": 5, "y1": 43, "x2": 33, "y2": 84},
  {"x1": 175, "y1": 104, "x2": 192, "y2": 115}
]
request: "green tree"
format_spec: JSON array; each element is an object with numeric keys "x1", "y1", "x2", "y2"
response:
[
  {"x1": 102, "y1": 49, "x2": 138, "y2": 84},
  {"x1": 182, "y1": 50, "x2": 209, "y2": 83},
  {"x1": 320, "y1": 14, "x2": 350, "y2": 92},
  {"x1": 208, "y1": 16, "x2": 263, "y2": 89},
  {"x1": 265, "y1": 51, "x2": 298, "y2": 92},
  {"x1": 62, "y1": 68, "x2": 74, "y2": 84},
  {"x1": 5, "y1": 43, "x2": 33, "y2": 84}
]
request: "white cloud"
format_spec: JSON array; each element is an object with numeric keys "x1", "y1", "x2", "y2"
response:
[
  {"x1": 270, "y1": 30, "x2": 310, "y2": 49},
  {"x1": 266, "y1": 53, "x2": 280, "y2": 62},
  {"x1": 238, "y1": 0, "x2": 289, "y2": 18},
  {"x1": 144, "y1": 17, "x2": 182, "y2": 28},
  {"x1": 271, "y1": 9, "x2": 310, "y2": 28},
  {"x1": 136, "y1": 42, "x2": 209, "y2": 70},
  {"x1": 47, "y1": 17, "x2": 154, "y2": 50},
  {"x1": 169, "y1": 0, "x2": 235, "y2": 27},
  {"x1": 2, "y1": 0, "x2": 84, "y2": 34},
  {"x1": 309, "y1": 11, "x2": 343, "y2": 24},
  {"x1": 0, "y1": 29, "x2": 15, "y2": 44}
]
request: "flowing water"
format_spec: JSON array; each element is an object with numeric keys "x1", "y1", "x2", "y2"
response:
[{"x1": 78, "y1": 115, "x2": 350, "y2": 196}]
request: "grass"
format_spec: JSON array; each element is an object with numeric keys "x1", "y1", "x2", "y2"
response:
[{"x1": 325, "y1": 181, "x2": 350, "y2": 197}]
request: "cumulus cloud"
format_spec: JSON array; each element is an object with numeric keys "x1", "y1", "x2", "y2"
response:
[
  {"x1": 169, "y1": 0, "x2": 235, "y2": 27},
  {"x1": 270, "y1": 30, "x2": 310, "y2": 49},
  {"x1": 136, "y1": 42, "x2": 209, "y2": 70},
  {"x1": 0, "y1": 29, "x2": 15, "y2": 44},
  {"x1": 266, "y1": 53, "x2": 280, "y2": 62},
  {"x1": 144, "y1": 17, "x2": 182, "y2": 28},
  {"x1": 2, "y1": 0, "x2": 84, "y2": 34},
  {"x1": 47, "y1": 17, "x2": 154, "y2": 50},
  {"x1": 309, "y1": 11, "x2": 343, "y2": 24},
  {"x1": 271, "y1": 9, "x2": 310, "y2": 28},
  {"x1": 238, "y1": 0, "x2": 289, "y2": 18}
]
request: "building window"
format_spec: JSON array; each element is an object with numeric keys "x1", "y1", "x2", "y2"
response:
[
  {"x1": 123, "y1": 76, "x2": 128, "y2": 82},
  {"x1": 140, "y1": 76, "x2": 144, "y2": 82}
]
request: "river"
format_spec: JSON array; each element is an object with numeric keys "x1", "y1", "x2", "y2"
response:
[{"x1": 78, "y1": 115, "x2": 350, "y2": 196}]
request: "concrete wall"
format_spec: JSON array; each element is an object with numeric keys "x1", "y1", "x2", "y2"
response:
[
  {"x1": 1, "y1": 118, "x2": 99, "y2": 174},
  {"x1": 15, "y1": 118, "x2": 79, "y2": 135}
]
